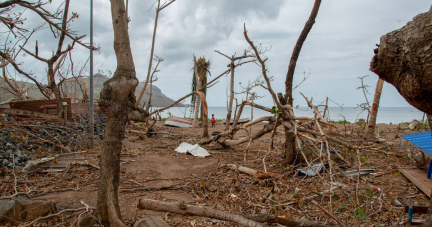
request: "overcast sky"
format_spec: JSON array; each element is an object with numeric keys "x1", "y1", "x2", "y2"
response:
[{"x1": 5, "y1": 0, "x2": 432, "y2": 107}]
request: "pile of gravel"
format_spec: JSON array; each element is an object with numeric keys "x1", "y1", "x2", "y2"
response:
[{"x1": 0, "y1": 120, "x2": 106, "y2": 169}]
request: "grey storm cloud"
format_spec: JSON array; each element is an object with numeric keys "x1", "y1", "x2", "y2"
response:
[{"x1": 2, "y1": 0, "x2": 432, "y2": 108}]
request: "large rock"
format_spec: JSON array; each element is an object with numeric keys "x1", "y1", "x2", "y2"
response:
[
  {"x1": 133, "y1": 216, "x2": 170, "y2": 227},
  {"x1": 0, "y1": 195, "x2": 56, "y2": 225}
]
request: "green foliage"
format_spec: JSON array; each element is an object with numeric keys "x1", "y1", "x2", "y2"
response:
[
  {"x1": 167, "y1": 111, "x2": 172, "y2": 117},
  {"x1": 354, "y1": 154, "x2": 366, "y2": 163},
  {"x1": 271, "y1": 106, "x2": 281, "y2": 115},
  {"x1": 72, "y1": 12, "x2": 79, "y2": 19},
  {"x1": 356, "y1": 119, "x2": 366, "y2": 124},
  {"x1": 186, "y1": 117, "x2": 223, "y2": 122},
  {"x1": 420, "y1": 122, "x2": 430, "y2": 128},
  {"x1": 355, "y1": 208, "x2": 365, "y2": 218},
  {"x1": 364, "y1": 189, "x2": 372, "y2": 196},
  {"x1": 332, "y1": 120, "x2": 351, "y2": 124},
  {"x1": 338, "y1": 204, "x2": 348, "y2": 212},
  {"x1": 292, "y1": 194, "x2": 302, "y2": 200},
  {"x1": 274, "y1": 160, "x2": 288, "y2": 172}
]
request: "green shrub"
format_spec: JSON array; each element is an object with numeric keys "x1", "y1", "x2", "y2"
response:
[{"x1": 332, "y1": 120, "x2": 351, "y2": 124}]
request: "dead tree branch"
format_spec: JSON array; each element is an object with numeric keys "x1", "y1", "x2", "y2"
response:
[{"x1": 137, "y1": 199, "x2": 264, "y2": 227}]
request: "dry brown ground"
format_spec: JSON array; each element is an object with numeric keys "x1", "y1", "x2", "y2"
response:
[{"x1": 1, "y1": 121, "x2": 431, "y2": 226}]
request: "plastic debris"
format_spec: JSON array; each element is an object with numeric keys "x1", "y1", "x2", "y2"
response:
[
  {"x1": 175, "y1": 142, "x2": 210, "y2": 157},
  {"x1": 297, "y1": 163, "x2": 325, "y2": 177},
  {"x1": 343, "y1": 169, "x2": 376, "y2": 177}
]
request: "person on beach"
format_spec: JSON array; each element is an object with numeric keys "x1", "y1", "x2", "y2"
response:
[{"x1": 211, "y1": 114, "x2": 216, "y2": 127}]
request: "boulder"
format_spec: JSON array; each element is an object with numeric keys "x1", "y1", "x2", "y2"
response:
[
  {"x1": 133, "y1": 216, "x2": 170, "y2": 227},
  {"x1": 409, "y1": 120, "x2": 420, "y2": 131}
]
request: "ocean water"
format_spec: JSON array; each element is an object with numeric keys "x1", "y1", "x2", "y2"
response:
[{"x1": 153, "y1": 106, "x2": 425, "y2": 124}]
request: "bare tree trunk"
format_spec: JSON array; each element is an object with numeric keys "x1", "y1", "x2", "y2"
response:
[
  {"x1": 145, "y1": 78, "x2": 153, "y2": 112},
  {"x1": 52, "y1": 81, "x2": 64, "y2": 119},
  {"x1": 323, "y1": 97, "x2": 328, "y2": 119},
  {"x1": 363, "y1": 78, "x2": 384, "y2": 141},
  {"x1": 97, "y1": 0, "x2": 139, "y2": 226},
  {"x1": 282, "y1": 0, "x2": 321, "y2": 164},
  {"x1": 202, "y1": 98, "x2": 209, "y2": 138},
  {"x1": 225, "y1": 61, "x2": 235, "y2": 131},
  {"x1": 47, "y1": 65, "x2": 64, "y2": 118},
  {"x1": 425, "y1": 114, "x2": 432, "y2": 226},
  {"x1": 284, "y1": 0, "x2": 321, "y2": 105},
  {"x1": 284, "y1": 127, "x2": 297, "y2": 165},
  {"x1": 47, "y1": 0, "x2": 72, "y2": 119},
  {"x1": 370, "y1": 6, "x2": 432, "y2": 115},
  {"x1": 250, "y1": 101, "x2": 253, "y2": 133},
  {"x1": 192, "y1": 56, "x2": 201, "y2": 128},
  {"x1": 135, "y1": 0, "x2": 160, "y2": 109},
  {"x1": 428, "y1": 114, "x2": 432, "y2": 137}
]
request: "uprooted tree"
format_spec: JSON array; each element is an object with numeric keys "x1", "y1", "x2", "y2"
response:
[
  {"x1": 370, "y1": 6, "x2": 432, "y2": 115},
  {"x1": 195, "y1": 1, "x2": 379, "y2": 168},
  {"x1": 369, "y1": 5, "x2": 432, "y2": 226},
  {"x1": 200, "y1": 0, "x2": 323, "y2": 165}
]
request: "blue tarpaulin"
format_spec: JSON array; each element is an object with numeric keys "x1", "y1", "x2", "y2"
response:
[{"x1": 401, "y1": 132, "x2": 432, "y2": 156}]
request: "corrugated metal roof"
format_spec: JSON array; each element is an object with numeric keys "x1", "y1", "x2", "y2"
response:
[{"x1": 401, "y1": 132, "x2": 432, "y2": 155}]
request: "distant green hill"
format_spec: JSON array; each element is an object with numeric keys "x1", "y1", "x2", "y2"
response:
[{"x1": 0, "y1": 74, "x2": 184, "y2": 107}]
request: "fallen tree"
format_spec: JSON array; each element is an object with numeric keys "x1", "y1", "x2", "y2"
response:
[
  {"x1": 137, "y1": 199, "x2": 332, "y2": 227},
  {"x1": 137, "y1": 199, "x2": 264, "y2": 227},
  {"x1": 370, "y1": 6, "x2": 432, "y2": 226},
  {"x1": 370, "y1": 6, "x2": 432, "y2": 115}
]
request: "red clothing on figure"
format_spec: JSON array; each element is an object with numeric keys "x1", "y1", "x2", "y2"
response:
[{"x1": 211, "y1": 116, "x2": 216, "y2": 124}]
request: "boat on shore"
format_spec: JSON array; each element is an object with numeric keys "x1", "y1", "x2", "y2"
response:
[
  {"x1": 223, "y1": 117, "x2": 250, "y2": 125},
  {"x1": 164, "y1": 116, "x2": 193, "y2": 128}
]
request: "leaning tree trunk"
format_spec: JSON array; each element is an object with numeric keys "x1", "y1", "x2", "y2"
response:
[
  {"x1": 370, "y1": 6, "x2": 432, "y2": 115},
  {"x1": 192, "y1": 95, "x2": 200, "y2": 127},
  {"x1": 192, "y1": 57, "x2": 201, "y2": 128},
  {"x1": 201, "y1": 97, "x2": 209, "y2": 138},
  {"x1": 97, "y1": 0, "x2": 144, "y2": 226},
  {"x1": 425, "y1": 114, "x2": 432, "y2": 226},
  {"x1": 225, "y1": 62, "x2": 235, "y2": 131},
  {"x1": 363, "y1": 78, "x2": 384, "y2": 141},
  {"x1": 283, "y1": 0, "x2": 322, "y2": 165},
  {"x1": 48, "y1": 69, "x2": 65, "y2": 119}
]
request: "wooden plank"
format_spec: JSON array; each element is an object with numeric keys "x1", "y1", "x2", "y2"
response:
[
  {"x1": 9, "y1": 98, "x2": 72, "y2": 119},
  {"x1": 399, "y1": 168, "x2": 432, "y2": 197},
  {"x1": 0, "y1": 108, "x2": 71, "y2": 123},
  {"x1": 71, "y1": 103, "x2": 102, "y2": 114}
]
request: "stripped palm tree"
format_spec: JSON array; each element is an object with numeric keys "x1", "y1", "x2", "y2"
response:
[{"x1": 191, "y1": 56, "x2": 211, "y2": 131}]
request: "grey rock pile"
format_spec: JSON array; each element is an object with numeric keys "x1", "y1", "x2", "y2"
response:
[{"x1": 0, "y1": 120, "x2": 106, "y2": 169}]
